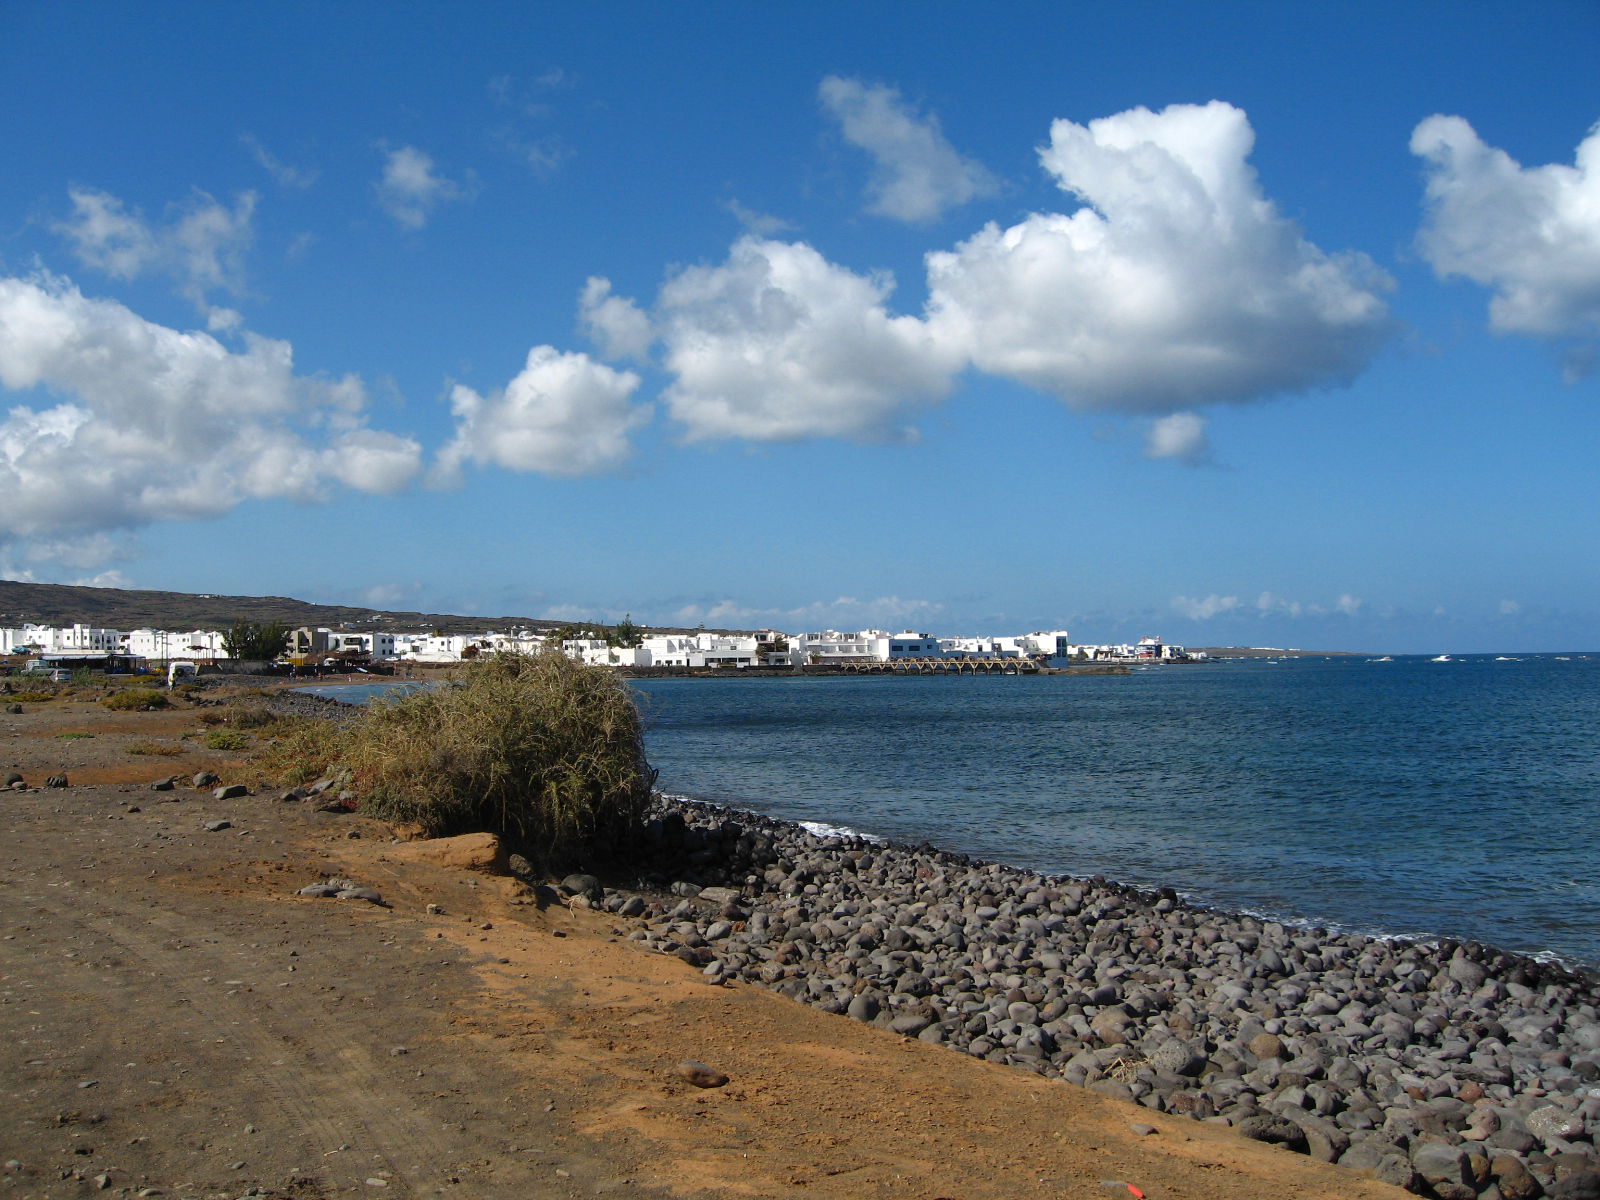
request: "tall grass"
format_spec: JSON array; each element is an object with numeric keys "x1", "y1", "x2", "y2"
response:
[{"x1": 321, "y1": 650, "x2": 654, "y2": 858}]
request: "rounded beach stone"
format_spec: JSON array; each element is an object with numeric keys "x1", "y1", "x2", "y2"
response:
[
  {"x1": 677, "y1": 1060, "x2": 728, "y2": 1088},
  {"x1": 1528, "y1": 1104, "x2": 1585, "y2": 1141},
  {"x1": 561, "y1": 874, "x2": 603, "y2": 900},
  {"x1": 1147, "y1": 1038, "x2": 1204, "y2": 1077}
]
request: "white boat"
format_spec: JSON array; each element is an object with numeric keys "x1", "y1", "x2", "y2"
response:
[
  {"x1": 1431, "y1": 654, "x2": 1452, "y2": 662},
  {"x1": 1369, "y1": 656, "x2": 1393, "y2": 662}
]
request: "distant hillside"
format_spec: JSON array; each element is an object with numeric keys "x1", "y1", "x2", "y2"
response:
[{"x1": 0, "y1": 580, "x2": 570, "y2": 636}]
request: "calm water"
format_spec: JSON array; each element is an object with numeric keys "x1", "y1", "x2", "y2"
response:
[{"x1": 630, "y1": 656, "x2": 1600, "y2": 967}]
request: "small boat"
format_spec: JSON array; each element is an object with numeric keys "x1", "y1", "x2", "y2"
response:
[
  {"x1": 1431, "y1": 654, "x2": 1452, "y2": 662},
  {"x1": 1369, "y1": 656, "x2": 1393, "y2": 662}
]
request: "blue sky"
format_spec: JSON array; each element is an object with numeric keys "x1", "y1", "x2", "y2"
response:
[{"x1": 2, "y1": 2, "x2": 1597, "y2": 653}]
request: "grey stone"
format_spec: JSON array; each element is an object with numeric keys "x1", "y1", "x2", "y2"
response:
[
  {"x1": 1235, "y1": 1114, "x2": 1308, "y2": 1152},
  {"x1": 562, "y1": 874, "x2": 603, "y2": 900},
  {"x1": 1528, "y1": 1104, "x2": 1585, "y2": 1141},
  {"x1": 202, "y1": 819, "x2": 232, "y2": 832},
  {"x1": 846, "y1": 994, "x2": 879, "y2": 1023},
  {"x1": 1551, "y1": 1173, "x2": 1600, "y2": 1200},
  {"x1": 213, "y1": 784, "x2": 248, "y2": 800},
  {"x1": 1147, "y1": 1039, "x2": 1204, "y2": 1077},
  {"x1": 1412, "y1": 1141, "x2": 1470, "y2": 1189}
]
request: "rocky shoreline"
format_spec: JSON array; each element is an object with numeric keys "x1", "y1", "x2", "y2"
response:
[{"x1": 592, "y1": 793, "x2": 1600, "y2": 1200}]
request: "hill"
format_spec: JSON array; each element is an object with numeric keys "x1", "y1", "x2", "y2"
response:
[{"x1": 0, "y1": 579, "x2": 568, "y2": 636}]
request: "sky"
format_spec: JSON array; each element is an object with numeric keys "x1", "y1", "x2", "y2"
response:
[{"x1": 1, "y1": 2, "x2": 1597, "y2": 654}]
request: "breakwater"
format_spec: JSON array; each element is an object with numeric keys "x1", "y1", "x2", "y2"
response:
[{"x1": 595, "y1": 793, "x2": 1600, "y2": 1199}]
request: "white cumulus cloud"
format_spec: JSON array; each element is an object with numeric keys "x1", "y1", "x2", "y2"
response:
[
  {"x1": 1412, "y1": 115, "x2": 1600, "y2": 370},
  {"x1": 657, "y1": 237, "x2": 961, "y2": 442},
  {"x1": 0, "y1": 273, "x2": 421, "y2": 551},
  {"x1": 377, "y1": 145, "x2": 468, "y2": 230},
  {"x1": 578, "y1": 277, "x2": 655, "y2": 361},
  {"x1": 926, "y1": 101, "x2": 1394, "y2": 413},
  {"x1": 819, "y1": 76, "x2": 999, "y2": 223},
  {"x1": 434, "y1": 345, "x2": 647, "y2": 482},
  {"x1": 55, "y1": 187, "x2": 257, "y2": 320}
]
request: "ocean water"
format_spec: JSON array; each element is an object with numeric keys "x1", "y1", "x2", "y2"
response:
[{"x1": 630, "y1": 656, "x2": 1600, "y2": 968}]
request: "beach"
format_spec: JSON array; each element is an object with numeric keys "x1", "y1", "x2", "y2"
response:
[
  {"x1": 0, "y1": 683, "x2": 1408, "y2": 1199},
  {"x1": 4, "y1": 682, "x2": 1596, "y2": 1198}
]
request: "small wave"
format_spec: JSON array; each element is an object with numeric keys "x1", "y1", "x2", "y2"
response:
[{"x1": 799, "y1": 819, "x2": 885, "y2": 843}]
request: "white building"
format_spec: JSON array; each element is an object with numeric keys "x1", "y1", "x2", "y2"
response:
[
  {"x1": 638, "y1": 633, "x2": 760, "y2": 668},
  {"x1": 2, "y1": 623, "x2": 124, "y2": 654}
]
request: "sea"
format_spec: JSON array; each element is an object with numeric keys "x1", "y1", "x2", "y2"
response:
[
  {"x1": 628, "y1": 655, "x2": 1600, "y2": 970},
  {"x1": 305, "y1": 654, "x2": 1600, "y2": 969}
]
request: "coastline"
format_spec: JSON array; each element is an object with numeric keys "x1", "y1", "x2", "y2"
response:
[
  {"x1": 281, "y1": 674, "x2": 1600, "y2": 1195},
  {"x1": 0, "y1": 684, "x2": 1404, "y2": 1200},
  {"x1": 611, "y1": 791, "x2": 1600, "y2": 1198}
]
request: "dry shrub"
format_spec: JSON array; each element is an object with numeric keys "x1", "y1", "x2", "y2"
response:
[
  {"x1": 11, "y1": 691, "x2": 54, "y2": 703},
  {"x1": 126, "y1": 741, "x2": 184, "y2": 757},
  {"x1": 339, "y1": 650, "x2": 654, "y2": 858},
  {"x1": 203, "y1": 729, "x2": 250, "y2": 751},
  {"x1": 216, "y1": 703, "x2": 275, "y2": 728},
  {"x1": 102, "y1": 688, "x2": 169, "y2": 711}
]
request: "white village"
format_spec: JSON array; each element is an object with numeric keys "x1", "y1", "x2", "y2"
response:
[{"x1": 2, "y1": 619, "x2": 1199, "y2": 676}]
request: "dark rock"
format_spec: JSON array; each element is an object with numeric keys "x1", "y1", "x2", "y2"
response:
[
  {"x1": 677, "y1": 1060, "x2": 728, "y2": 1088},
  {"x1": 1490, "y1": 1155, "x2": 1542, "y2": 1200},
  {"x1": 1235, "y1": 1114, "x2": 1308, "y2": 1152},
  {"x1": 213, "y1": 784, "x2": 248, "y2": 800},
  {"x1": 1412, "y1": 1141, "x2": 1471, "y2": 1191},
  {"x1": 561, "y1": 874, "x2": 603, "y2": 901},
  {"x1": 1550, "y1": 1172, "x2": 1600, "y2": 1200},
  {"x1": 45, "y1": 774, "x2": 68, "y2": 788}
]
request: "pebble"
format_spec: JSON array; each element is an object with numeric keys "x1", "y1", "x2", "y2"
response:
[{"x1": 616, "y1": 792, "x2": 1600, "y2": 1198}]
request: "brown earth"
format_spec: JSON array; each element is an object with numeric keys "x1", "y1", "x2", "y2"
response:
[{"x1": 0, "y1": 691, "x2": 1409, "y2": 1200}]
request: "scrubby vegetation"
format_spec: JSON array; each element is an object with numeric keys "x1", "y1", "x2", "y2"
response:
[
  {"x1": 271, "y1": 650, "x2": 654, "y2": 860},
  {"x1": 102, "y1": 688, "x2": 169, "y2": 711},
  {"x1": 202, "y1": 729, "x2": 250, "y2": 751},
  {"x1": 199, "y1": 702, "x2": 275, "y2": 729},
  {"x1": 126, "y1": 740, "x2": 184, "y2": 757}
]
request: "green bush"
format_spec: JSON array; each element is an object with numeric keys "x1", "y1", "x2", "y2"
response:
[
  {"x1": 337, "y1": 650, "x2": 654, "y2": 857},
  {"x1": 102, "y1": 688, "x2": 169, "y2": 711},
  {"x1": 203, "y1": 729, "x2": 250, "y2": 751}
]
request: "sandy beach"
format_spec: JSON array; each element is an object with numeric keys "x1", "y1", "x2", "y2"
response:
[{"x1": 0, "y1": 681, "x2": 1418, "y2": 1199}]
